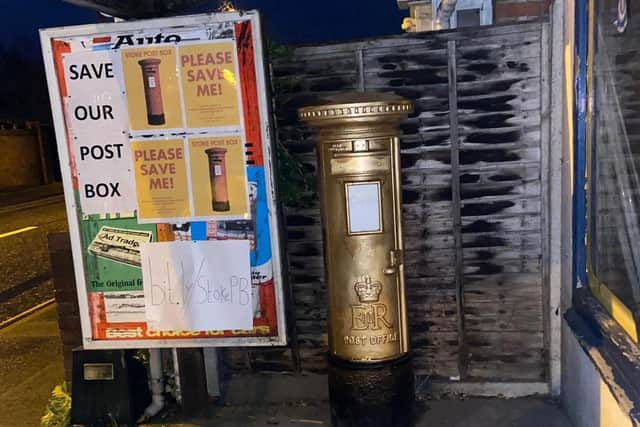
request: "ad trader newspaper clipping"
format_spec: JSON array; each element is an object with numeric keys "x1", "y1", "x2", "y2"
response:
[{"x1": 40, "y1": 12, "x2": 286, "y2": 348}]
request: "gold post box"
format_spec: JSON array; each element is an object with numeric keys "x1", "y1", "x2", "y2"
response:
[{"x1": 299, "y1": 92, "x2": 413, "y2": 363}]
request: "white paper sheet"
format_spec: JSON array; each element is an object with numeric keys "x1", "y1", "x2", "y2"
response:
[
  {"x1": 346, "y1": 182, "x2": 382, "y2": 234},
  {"x1": 63, "y1": 50, "x2": 136, "y2": 215},
  {"x1": 140, "y1": 240, "x2": 252, "y2": 331}
]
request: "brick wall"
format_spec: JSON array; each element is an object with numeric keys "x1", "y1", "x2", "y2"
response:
[
  {"x1": 48, "y1": 232, "x2": 82, "y2": 386},
  {"x1": 495, "y1": 0, "x2": 552, "y2": 23},
  {"x1": 0, "y1": 127, "x2": 44, "y2": 188}
]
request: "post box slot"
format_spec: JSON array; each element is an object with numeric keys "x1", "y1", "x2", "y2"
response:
[
  {"x1": 332, "y1": 149, "x2": 387, "y2": 158},
  {"x1": 330, "y1": 155, "x2": 390, "y2": 175},
  {"x1": 345, "y1": 181, "x2": 382, "y2": 235}
]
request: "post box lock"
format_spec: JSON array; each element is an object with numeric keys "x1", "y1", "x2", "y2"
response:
[
  {"x1": 299, "y1": 92, "x2": 413, "y2": 363},
  {"x1": 352, "y1": 139, "x2": 369, "y2": 152},
  {"x1": 384, "y1": 249, "x2": 403, "y2": 276}
]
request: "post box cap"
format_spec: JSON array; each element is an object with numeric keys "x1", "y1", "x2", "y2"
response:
[
  {"x1": 298, "y1": 91, "x2": 413, "y2": 125},
  {"x1": 138, "y1": 58, "x2": 162, "y2": 66}
]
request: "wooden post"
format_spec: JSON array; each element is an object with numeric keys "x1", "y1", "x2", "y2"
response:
[
  {"x1": 447, "y1": 39, "x2": 467, "y2": 380},
  {"x1": 176, "y1": 348, "x2": 209, "y2": 416},
  {"x1": 34, "y1": 122, "x2": 51, "y2": 184}
]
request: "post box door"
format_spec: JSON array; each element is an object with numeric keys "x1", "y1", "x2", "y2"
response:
[{"x1": 319, "y1": 137, "x2": 408, "y2": 362}]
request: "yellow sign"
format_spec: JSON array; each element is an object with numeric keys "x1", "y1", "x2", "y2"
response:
[
  {"x1": 188, "y1": 135, "x2": 248, "y2": 217},
  {"x1": 179, "y1": 42, "x2": 241, "y2": 128},
  {"x1": 121, "y1": 46, "x2": 183, "y2": 130},
  {"x1": 131, "y1": 139, "x2": 189, "y2": 219}
]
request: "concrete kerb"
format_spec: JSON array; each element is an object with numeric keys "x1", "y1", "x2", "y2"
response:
[
  {"x1": 0, "y1": 182, "x2": 64, "y2": 215},
  {"x1": 0, "y1": 299, "x2": 57, "y2": 332},
  {"x1": 0, "y1": 194, "x2": 64, "y2": 215}
]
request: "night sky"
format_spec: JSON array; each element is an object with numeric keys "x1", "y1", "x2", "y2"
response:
[
  {"x1": 2, "y1": 0, "x2": 408, "y2": 56},
  {"x1": 232, "y1": 0, "x2": 407, "y2": 44},
  {"x1": 1, "y1": 1, "x2": 95, "y2": 58},
  {"x1": 0, "y1": 0, "x2": 406, "y2": 122}
]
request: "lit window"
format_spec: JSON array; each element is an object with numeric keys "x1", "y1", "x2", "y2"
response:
[{"x1": 434, "y1": 0, "x2": 493, "y2": 29}]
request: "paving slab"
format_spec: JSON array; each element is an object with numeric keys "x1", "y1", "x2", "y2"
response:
[{"x1": 140, "y1": 397, "x2": 573, "y2": 426}]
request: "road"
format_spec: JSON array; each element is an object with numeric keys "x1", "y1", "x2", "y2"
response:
[{"x1": 0, "y1": 199, "x2": 68, "y2": 323}]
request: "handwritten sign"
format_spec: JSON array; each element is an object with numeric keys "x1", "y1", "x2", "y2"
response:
[
  {"x1": 63, "y1": 50, "x2": 136, "y2": 214},
  {"x1": 140, "y1": 240, "x2": 252, "y2": 331}
]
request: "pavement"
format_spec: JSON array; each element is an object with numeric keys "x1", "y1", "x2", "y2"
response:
[
  {"x1": 0, "y1": 304, "x2": 64, "y2": 427},
  {"x1": 142, "y1": 397, "x2": 573, "y2": 426},
  {"x1": 0, "y1": 304, "x2": 574, "y2": 427}
]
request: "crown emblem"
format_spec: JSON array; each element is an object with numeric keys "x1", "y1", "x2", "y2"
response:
[{"x1": 354, "y1": 275, "x2": 382, "y2": 303}]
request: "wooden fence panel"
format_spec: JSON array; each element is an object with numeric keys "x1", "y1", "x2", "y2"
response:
[{"x1": 225, "y1": 21, "x2": 547, "y2": 383}]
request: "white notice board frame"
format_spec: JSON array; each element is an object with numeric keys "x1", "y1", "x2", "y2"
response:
[{"x1": 40, "y1": 11, "x2": 287, "y2": 349}]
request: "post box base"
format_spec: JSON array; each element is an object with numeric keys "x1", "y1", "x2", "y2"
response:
[
  {"x1": 328, "y1": 353, "x2": 415, "y2": 427},
  {"x1": 213, "y1": 201, "x2": 230, "y2": 211},
  {"x1": 147, "y1": 113, "x2": 165, "y2": 125}
]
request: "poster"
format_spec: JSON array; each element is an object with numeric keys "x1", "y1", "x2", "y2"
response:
[
  {"x1": 121, "y1": 46, "x2": 183, "y2": 131},
  {"x1": 188, "y1": 135, "x2": 248, "y2": 217},
  {"x1": 88, "y1": 225, "x2": 153, "y2": 268},
  {"x1": 79, "y1": 215, "x2": 156, "y2": 339},
  {"x1": 131, "y1": 135, "x2": 249, "y2": 222},
  {"x1": 41, "y1": 12, "x2": 286, "y2": 348},
  {"x1": 130, "y1": 138, "x2": 190, "y2": 220},
  {"x1": 179, "y1": 42, "x2": 241, "y2": 128},
  {"x1": 63, "y1": 50, "x2": 137, "y2": 215}
]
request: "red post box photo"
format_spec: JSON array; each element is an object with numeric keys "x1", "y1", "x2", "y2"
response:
[
  {"x1": 188, "y1": 135, "x2": 248, "y2": 218},
  {"x1": 138, "y1": 58, "x2": 165, "y2": 125},
  {"x1": 205, "y1": 147, "x2": 230, "y2": 211},
  {"x1": 121, "y1": 46, "x2": 182, "y2": 130}
]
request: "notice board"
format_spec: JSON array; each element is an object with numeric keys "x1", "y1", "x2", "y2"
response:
[{"x1": 40, "y1": 12, "x2": 286, "y2": 348}]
